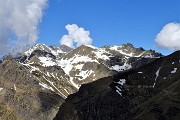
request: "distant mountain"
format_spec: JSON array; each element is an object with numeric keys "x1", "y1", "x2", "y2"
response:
[
  {"x1": 17, "y1": 43, "x2": 162, "y2": 92},
  {"x1": 0, "y1": 43, "x2": 162, "y2": 120},
  {"x1": 54, "y1": 51, "x2": 180, "y2": 120}
]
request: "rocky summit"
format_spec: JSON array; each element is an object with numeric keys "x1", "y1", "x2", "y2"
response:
[{"x1": 0, "y1": 43, "x2": 164, "y2": 120}]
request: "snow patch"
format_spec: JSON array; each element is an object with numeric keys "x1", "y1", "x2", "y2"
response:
[
  {"x1": 0, "y1": 87, "x2": 3, "y2": 91},
  {"x1": 153, "y1": 67, "x2": 161, "y2": 88},
  {"x1": 114, "y1": 79, "x2": 126, "y2": 96},
  {"x1": 111, "y1": 63, "x2": 132, "y2": 72},
  {"x1": 38, "y1": 57, "x2": 56, "y2": 67},
  {"x1": 85, "y1": 45, "x2": 97, "y2": 49},
  {"x1": 57, "y1": 55, "x2": 98, "y2": 75},
  {"x1": 115, "y1": 79, "x2": 126, "y2": 86},
  {"x1": 76, "y1": 70, "x2": 94, "y2": 80},
  {"x1": 46, "y1": 72, "x2": 50, "y2": 77},
  {"x1": 70, "y1": 78, "x2": 79, "y2": 89},
  {"x1": 115, "y1": 86, "x2": 122, "y2": 95},
  {"x1": 50, "y1": 73, "x2": 56, "y2": 78},
  {"x1": 14, "y1": 84, "x2": 17, "y2": 91},
  {"x1": 39, "y1": 82, "x2": 54, "y2": 91},
  {"x1": 64, "y1": 89, "x2": 69, "y2": 94},
  {"x1": 74, "y1": 64, "x2": 84, "y2": 70},
  {"x1": 42, "y1": 76, "x2": 67, "y2": 98},
  {"x1": 51, "y1": 49, "x2": 64, "y2": 56},
  {"x1": 171, "y1": 68, "x2": 177, "y2": 73},
  {"x1": 93, "y1": 48, "x2": 112, "y2": 60}
]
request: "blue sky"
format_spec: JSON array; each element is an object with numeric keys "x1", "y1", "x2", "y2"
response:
[{"x1": 38, "y1": 0, "x2": 180, "y2": 55}]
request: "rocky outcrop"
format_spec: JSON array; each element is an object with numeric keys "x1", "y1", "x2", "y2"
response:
[
  {"x1": 0, "y1": 58, "x2": 64, "y2": 120},
  {"x1": 58, "y1": 44, "x2": 74, "y2": 53}
]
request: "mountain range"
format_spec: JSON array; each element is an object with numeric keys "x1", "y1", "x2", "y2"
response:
[
  {"x1": 1, "y1": 43, "x2": 179, "y2": 120},
  {"x1": 54, "y1": 50, "x2": 180, "y2": 120}
]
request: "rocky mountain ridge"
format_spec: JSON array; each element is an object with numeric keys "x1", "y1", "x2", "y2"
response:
[
  {"x1": 0, "y1": 43, "x2": 162, "y2": 120},
  {"x1": 16, "y1": 43, "x2": 162, "y2": 93},
  {"x1": 0, "y1": 56, "x2": 64, "y2": 120},
  {"x1": 54, "y1": 50, "x2": 180, "y2": 120}
]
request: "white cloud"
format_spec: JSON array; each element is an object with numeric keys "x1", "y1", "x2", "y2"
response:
[
  {"x1": 155, "y1": 22, "x2": 180, "y2": 50},
  {"x1": 60, "y1": 24, "x2": 92, "y2": 48},
  {"x1": 0, "y1": 0, "x2": 48, "y2": 57}
]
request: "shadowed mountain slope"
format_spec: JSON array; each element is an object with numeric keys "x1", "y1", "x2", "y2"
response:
[{"x1": 54, "y1": 51, "x2": 180, "y2": 120}]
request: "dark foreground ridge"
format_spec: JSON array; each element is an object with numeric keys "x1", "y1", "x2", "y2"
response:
[{"x1": 54, "y1": 51, "x2": 180, "y2": 120}]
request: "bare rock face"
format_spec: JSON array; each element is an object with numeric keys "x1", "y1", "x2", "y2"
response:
[
  {"x1": 54, "y1": 51, "x2": 180, "y2": 120},
  {"x1": 0, "y1": 59, "x2": 64, "y2": 120},
  {"x1": 58, "y1": 44, "x2": 74, "y2": 53}
]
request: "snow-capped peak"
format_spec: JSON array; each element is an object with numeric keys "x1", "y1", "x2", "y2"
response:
[
  {"x1": 24, "y1": 43, "x2": 71, "y2": 57},
  {"x1": 18, "y1": 43, "x2": 163, "y2": 97}
]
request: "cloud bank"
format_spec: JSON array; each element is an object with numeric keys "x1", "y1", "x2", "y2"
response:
[
  {"x1": 0, "y1": 0, "x2": 48, "y2": 57},
  {"x1": 155, "y1": 23, "x2": 180, "y2": 50},
  {"x1": 60, "y1": 24, "x2": 92, "y2": 48}
]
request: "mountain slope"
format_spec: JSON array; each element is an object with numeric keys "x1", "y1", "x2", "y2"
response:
[
  {"x1": 16, "y1": 43, "x2": 162, "y2": 97},
  {"x1": 54, "y1": 51, "x2": 180, "y2": 120},
  {"x1": 0, "y1": 56, "x2": 64, "y2": 120},
  {"x1": 0, "y1": 43, "x2": 162, "y2": 120}
]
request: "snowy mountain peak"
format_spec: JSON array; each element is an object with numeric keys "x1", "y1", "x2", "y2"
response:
[
  {"x1": 25, "y1": 44, "x2": 50, "y2": 55},
  {"x1": 104, "y1": 43, "x2": 162, "y2": 58},
  {"x1": 24, "y1": 44, "x2": 73, "y2": 57},
  {"x1": 15, "y1": 43, "x2": 163, "y2": 98}
]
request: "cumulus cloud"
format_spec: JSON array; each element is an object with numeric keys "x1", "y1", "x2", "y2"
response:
[
  {"x1": 0, "y1": 0, "x2": 48, "y2": 57},
  {"x1": 60, "y1": 24, "x2": 92, "y2": 48},
  {"x1": 155, "y1": 22, "x2": 180, "y2": 50}
]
